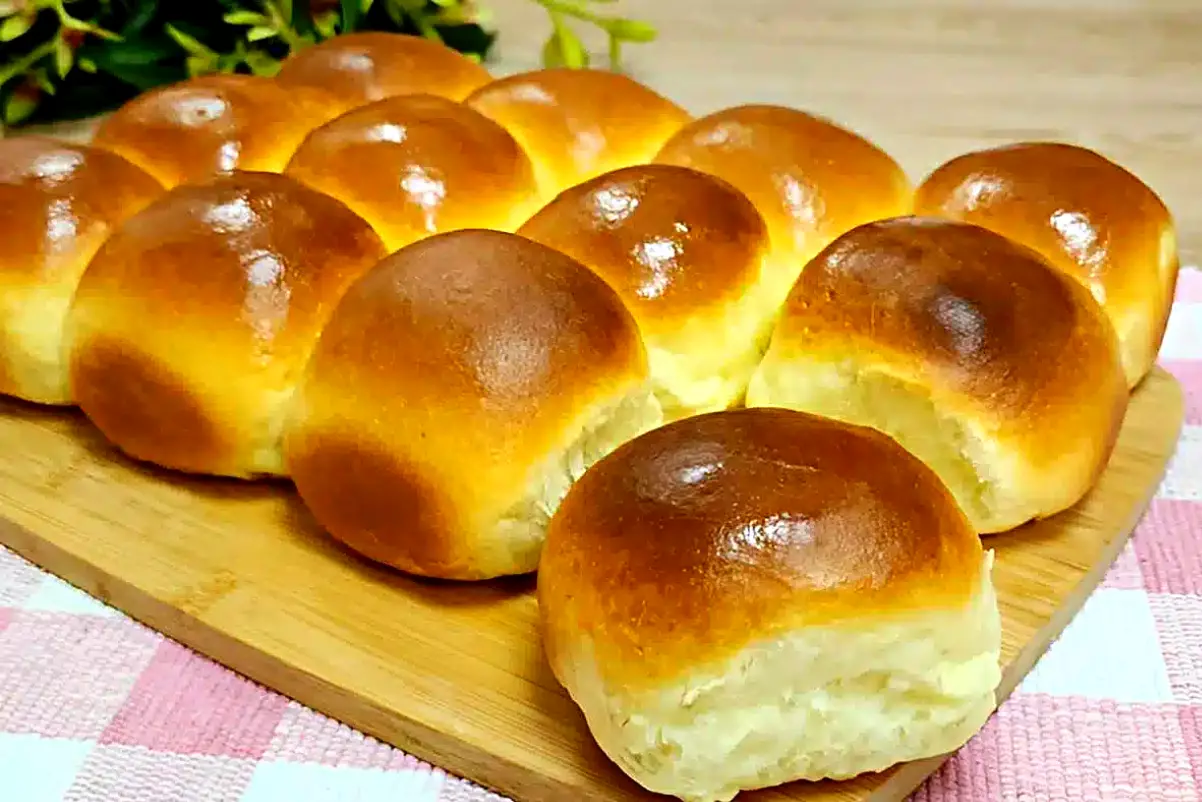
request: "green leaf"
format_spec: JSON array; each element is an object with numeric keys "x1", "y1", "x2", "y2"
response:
[
  {"x1": 360, "y1": 0, "x2": 376, "y2": 11},
  {"x1": 606, "y1": 18, "x2": 656, "y2": 42},
  {"x1": 53, "y1": 38, "x2": 73, "y2": 78},
  {"x1": 79, "y1": 37, "x2": 181, "y2": 68},
  {"x1": 3, "y1": 90, "x2": 38, "y2": 125},
  {"x1": 246, "y1": 25, "x2": 277, "y2": 42},
  {"x1": 31, "y1": 69, "x2": 55, "y2": 96},
  {"x1": 0, "y1": 13, "x2": 33, "y2": 42},
  {"x1": 243, "y1": 49, "x2": 282, "y2": 77},
  {"x1": 165, "y1": 24, "x2": 217, "y2": 58},
  {"x1": 543, "y1": 15, "x2": 588, "y2": 68},
  {"x1": 313, "y1": 10, "x2": 339, "y2": 39},
  {"x1": 223, "y1": 10, "x2": 267, "y2": 26},
  {"x1": 339, "y1": 0, "x2": 360, "y2": 31},
  {"x1": 77, "y1": 57, "x2": 97, "y2": 73},
  {"x1": 185, "y1": 55, "x2": 213, "y2": 78}
]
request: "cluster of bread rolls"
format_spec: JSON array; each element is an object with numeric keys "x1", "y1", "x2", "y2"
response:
[{"x1": 0, "y1": 31, "x2": 1179, "y2": 802}]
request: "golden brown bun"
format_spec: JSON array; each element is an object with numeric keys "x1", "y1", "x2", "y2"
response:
[
  {"x1": 539, "y1": 407, "x2": 1001, "y2": 800},
  {"x1": 284, "y1": 94, "x2": 541, "y2": 251},
  {"x1": 275, "y1": 32, "x2": 492, "y2": 105},
  {"x1": 66, "y1": 171, "x2": 388, "y2": 478},
  {"x1": 912, "y1": 141, "x2": 1179, "y2": 389},
  {"x1": 746, "y1": 216, "x2": 1128, "y2": 534},
  {"x1": 285, "y1": 229, "x2": 662, "y2": 581},
  {"x1": 653, "y1": 104, "x2": 912, "y2": 297},
  {"x1": 518, "y1": 163, "x2": 777, "y2": 419},
  {"x1": 0, "y1": 136, "x2": 164, "y2": 405},
  {"x1": 91, "y1": 74, "x2": 350, "y2": 188},
  {"x1": 464, "y1": 68, "x2": 690, "y2": 198}
]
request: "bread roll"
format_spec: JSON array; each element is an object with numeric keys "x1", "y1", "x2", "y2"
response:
[
  {"x1": 538, "y1": 407, "x2": 1001, "y2": 802},
  {"x1": 91, "y1": 74, "x2": 349, "y2": 188},
  {"x1": 464, "y1": 68, "x2": 690, "y2": 198},
  {"x1": 0, "y1": 136, "x2": 163, "y2": 405},
  {"x1": 912, "y1": 141, "x2": 1179, "y2": 389},
  {"x1": 66, "y1": 171, "x2": 388, "y2": 478},
  {"x1": 275, "y1": 32, "x2": 492, "y2": 105},
  {"x1": 518, "y1": 164, "x2": 776, "y2": 420},
  {"x1": 285, "y1": 229, "x2": 662, "y2": 581},
  {"x1": 284, "y1": 94, "x2": 541, "y2": 251},
  {"x1": 653, "y1": 104, "x2": 912, "y2": 300},
  {"x1": 745, "y1": 216, "x2": 1127, "y2": 534}
]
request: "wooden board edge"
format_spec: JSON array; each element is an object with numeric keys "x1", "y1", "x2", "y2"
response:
[
  {"x1": 0, "y1": 366, "x2": 1187, "y2": 802},
  {"x1": 865, "y1": 365, "x2": 1187, "y2": 800}
]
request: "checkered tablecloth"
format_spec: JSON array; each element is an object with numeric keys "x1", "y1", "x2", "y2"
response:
[{"x1": 1, "y1": 268, "x2": 1200, "y2": 802}]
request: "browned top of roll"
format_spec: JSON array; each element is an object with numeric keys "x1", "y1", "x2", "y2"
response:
[
  {"x1": 653, "y1": 104, "x2": 912, "y2": 263},
  {"x1": 284, "y1": 94, "x2": 539, "y2": 251},
  {"x1": 67, "y1": 171, "x2": 387, "y2": 476},
  {"x1": 275, "y1": 32, "x2": 492, "y2": 104},
  {"x1": 517, "y1": 164, "x2": 770, "y2": 332},
  {"x1": 772, "y1": 216, "x2": 1125, "y2": 431},
  {"x1": 538, "y1": 406, "x2": 984, "y2": 688},
  {"x1": 464, "y1": 68, "x2": 691, "y2": 196},
  {"x1": 91, "y1": 74, "x2": 350, "y2": 188},
  {"x1": 0, "y1": 135, "x2": 163, "y2": 287},
  {"x1": 912, "y1": 141, "x2": 1178, "y2": 385},
  {"x1": 286, "y1": 229, "x2": 649, "y2": 576}
]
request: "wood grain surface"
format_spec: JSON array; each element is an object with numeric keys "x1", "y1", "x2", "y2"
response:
[{"x1": 0, "y1": 366, "x2": 1183, "y2": 802}]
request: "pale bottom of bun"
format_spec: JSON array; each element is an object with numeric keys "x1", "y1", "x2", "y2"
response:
[
  {"x1": 559, "y1": 553, "x2": 1001, "y2": 802},
  {"x1": 0, "y1": 287, "x2": 76, "y2": 405},
  {"x1": 645, "y1": 268, "x2": 786, "y2": 422},
  {"x1": 745, "y1": 358, "x2": 1101, "y2": 534},
  {"x1": 287, "y1": 383, "x2": 664, "y2": 580},
  {"x1": 488, "y1": 385, "x2": 665, "y2": 576}
]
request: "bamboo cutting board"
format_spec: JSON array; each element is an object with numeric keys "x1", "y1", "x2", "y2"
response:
[{"x1": 0, "y1": 365, "x2": 1184, "y2": 801}]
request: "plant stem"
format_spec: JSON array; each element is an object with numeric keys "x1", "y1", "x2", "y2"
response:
[
  {"x1": 0, "y1": 39, "x2": 57, "y2": 88},
  {"x1": 532, "y1": 0, "x2": 609, "y2": 28},
  {"x1": 261, "y1": 0, "x2": 309, "y2": 51}
]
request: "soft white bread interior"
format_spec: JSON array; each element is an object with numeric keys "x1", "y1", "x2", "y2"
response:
[
  {"x1": 0, "y1": 136, "x2": 164, "y2": 405},
  {"x1": 284, "y1": 229, "x2": 662, "y2": 581},
  {"x1": 65, "y1": 171, "x2": 388, "y2": 478},
  {"x1": 90, "y1": 74, "x2": 351, "y2": 189},
  {"x1": 538, "y1": 407, "x2": 1002, "y2": 802},
  {"x1": 913, "y1": 140, "x2": 1179, "y2": 389},
  {"x1": 464, "y1": 67, "x2": 691, "y2": 199},
  {"x1": 274, "y1": 31, "x2": 493, "y2": 105},
  {"x1": 653, "y1": 104, "x2": 913, "y2": 304},
  {"x1": 285, "y1": 93, "x2": 542, "y2": 252},
  {"x1": 518, "y1": 164, "x2": 777, "y2": 420},
  {"x1": 745, "y1": 216, "x2": 1128, "y2": 534}
]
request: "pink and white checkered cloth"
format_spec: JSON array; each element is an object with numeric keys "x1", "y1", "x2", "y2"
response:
[{"x1": 2, "y1": 270, "x2": 1200, "y2": 802}]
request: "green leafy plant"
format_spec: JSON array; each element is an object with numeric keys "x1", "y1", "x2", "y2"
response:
[{"x1": 0, "y1": 0, "x2": 657, "y2": 128}]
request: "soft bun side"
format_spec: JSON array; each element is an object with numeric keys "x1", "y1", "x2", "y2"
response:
[
  {"x1": 274, "y1": 31, "x2": 492, "y2": 104},
  {"x1": 285, "y1": 229, "x2": 662, "y2": 581},
  {"x1": 518, "y1": 164, "x2": 778, "y2": 420},
  {"x1": 745, "y1": 216, "x2": 1128, "y2": 534},
  {"x1": 912, "y1": 141, "x2": 1179, "y2": 388},
  {"x1": 538, "y1": 407, "x2": 1001, "y2": 802},
  {"x1": 653, "y1": 104, "x2": 912, "y2": 302},
  {"x1": 91, "y1": 74, "x2": 351, "y2": 188},
  {"x1": 65, "y1": 171, "x2": 388, "y2": 478},
  {"x1": 464, "y1": 68, "x2": 691, "y2": 199},
  {"x1": 0, "y1": 136, "x2": 164, "y2": 405},
  {"x1": 285, "y1": 94, "x2": 541, "y2": 251}
]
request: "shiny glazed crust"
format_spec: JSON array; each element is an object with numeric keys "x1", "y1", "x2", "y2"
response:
[
  {"x1": 91, "y1": 74, "x2": 351, "y2": 188},
  {"x1": 912, "y1": 141, "x2": 1179, "y2": 388},
  {"x1": 66, "y1": 171, "x2": 388, "y2": 478},
  {"x1": 464, "y1": 68, "x2": 691, "y2": 198},
  {"x1": 285, "y1": 94, "x2": 541, "y2": 251},
  {"x1": 275, "y1": 32, "x2": 492, "y2": 104},
  {"x1": 285, "y1": 229, "x2": 652, "y2": 579},
  {"x1": 538, "y1": 406, "x2": 985, "y2": 691}
]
